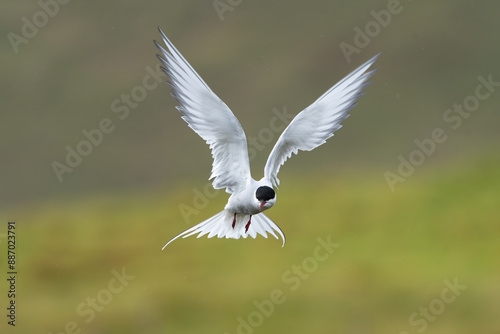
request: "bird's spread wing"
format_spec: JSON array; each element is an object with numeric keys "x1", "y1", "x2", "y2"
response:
[
  {"x1": 264, "y1": 54, "x2": 380, "y2": 187},
  {"x1": 155, "y1": 28, "x2": 251, "y2": 193}
]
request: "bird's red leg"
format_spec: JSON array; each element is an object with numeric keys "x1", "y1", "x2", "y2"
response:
[
  {"x1": 232, "y1": 213, "x2": 237, "y2": 229},
  {"x1": 245, "y1": 215, "x2": 252, "y2": 233}
]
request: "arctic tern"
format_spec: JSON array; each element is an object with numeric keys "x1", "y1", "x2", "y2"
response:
[{"x1": 154, "y1": 28, "x2": 379, "y2": 249}]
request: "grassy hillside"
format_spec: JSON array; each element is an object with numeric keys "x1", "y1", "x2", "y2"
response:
[{"x1": 3, "y1": 156, "x2": 499, "y2": 333}]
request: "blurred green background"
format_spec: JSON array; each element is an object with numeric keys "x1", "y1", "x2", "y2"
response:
[{"x1": 1, "y1": 0, "x2": 499, "y2": 333}]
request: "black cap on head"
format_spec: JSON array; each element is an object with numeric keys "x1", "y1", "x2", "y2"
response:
[{"x1": 256, "y1": 186, "x2": 275, "y2": 202}]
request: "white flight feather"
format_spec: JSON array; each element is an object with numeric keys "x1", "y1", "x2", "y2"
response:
[
  {"x1": 264, "y1": 53, "x2": 380, "y2": 187},
  {"x1": 155, "y1": 29, "x2": 251, "y2": 194}
]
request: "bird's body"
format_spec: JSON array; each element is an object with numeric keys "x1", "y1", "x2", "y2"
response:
[
  {"x1": 154, "y1": 28, "x2": 379, "y2": 249},
  {"x1": 225, "y1": 179, "x2": 275, "y2": 215}
]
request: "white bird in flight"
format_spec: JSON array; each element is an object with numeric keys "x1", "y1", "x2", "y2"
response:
[{"x1": 154, "y1": 28, "x2": 379, "y2": 249}]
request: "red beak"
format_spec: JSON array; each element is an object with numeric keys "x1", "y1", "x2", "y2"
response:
[{"x1": 259, "y1": 201, "x2": 266, "y2": 211}]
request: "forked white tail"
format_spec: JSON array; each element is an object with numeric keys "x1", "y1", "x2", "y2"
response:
[{"x1": 162, "y1": 210, "x2": 285, "y2": 249}]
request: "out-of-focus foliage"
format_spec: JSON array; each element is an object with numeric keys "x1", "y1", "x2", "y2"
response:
[{"x1": 9, "y1": 157, "x2": 500, "y2": 333}]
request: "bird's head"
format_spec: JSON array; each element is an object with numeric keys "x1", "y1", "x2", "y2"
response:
[{"x1": 255, "y1": 186, "x2": 276, "y2": 212}]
